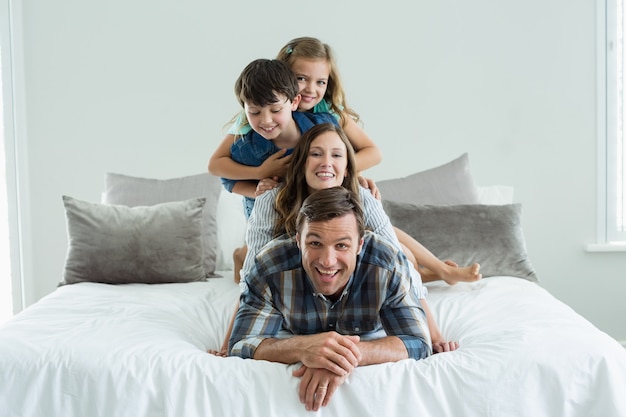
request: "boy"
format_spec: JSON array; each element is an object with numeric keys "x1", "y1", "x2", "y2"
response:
[{"x1": 208, "y1": 58, "x2": 338, "y2": 218}]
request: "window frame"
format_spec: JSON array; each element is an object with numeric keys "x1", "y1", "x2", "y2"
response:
[
  {"x1": 1, "y1": 0, "x2": 25, "y2": 313},
  {"x1": 597, "y1": 0, "x2": 626, "y2": 246}
]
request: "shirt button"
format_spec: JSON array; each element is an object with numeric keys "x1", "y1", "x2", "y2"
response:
[
  {"x1": 354, "y1": 327, "x2": 360, "y2": 332},
  {"x1": 329, "y1": 324, "x2": 334, "y2": 328}
]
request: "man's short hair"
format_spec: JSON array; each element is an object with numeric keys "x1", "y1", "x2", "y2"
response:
[
  {"x1": 235, "y1": 59, "x2": 300, "y2": 107},
  {"x1": 296, "y1": 187, "x2": 365, "y2": 237}
]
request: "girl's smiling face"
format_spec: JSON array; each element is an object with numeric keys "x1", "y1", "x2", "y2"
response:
[{"x1": 290, "y1": 58, "x2": 331, "y2": 111}]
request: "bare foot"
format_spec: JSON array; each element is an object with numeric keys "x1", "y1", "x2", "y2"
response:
[
  {"x1": 418, "y1": 260, "x2": 459, "y2": 282},
  {"x1": 440, "y1": 262, "x2": 481, "y2": 285}
]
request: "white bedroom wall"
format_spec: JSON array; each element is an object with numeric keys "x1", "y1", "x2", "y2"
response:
[{"x1": 10, "y1": 0, "x2": 626, "y2": 342}]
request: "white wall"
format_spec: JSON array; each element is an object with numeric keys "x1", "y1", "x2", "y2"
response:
[{"x1": 11, "y1": 0, "x2": 626, "y2": 342}]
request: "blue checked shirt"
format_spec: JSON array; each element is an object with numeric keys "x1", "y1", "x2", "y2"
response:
[{"x1": 229, "y1": 231, "x2": 432, "y2": 360}]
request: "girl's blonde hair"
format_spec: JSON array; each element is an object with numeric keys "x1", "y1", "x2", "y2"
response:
[
  {"x1": 276, "y1": 37, "x2": 360, "y2": 127},
  {"x1": 274, "y1": 123, "x2": 360, "y2": 237}
]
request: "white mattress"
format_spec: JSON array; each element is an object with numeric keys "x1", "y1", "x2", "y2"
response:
[{"x1": 1, "y1": 274, "x2": 625, "y2": 417}]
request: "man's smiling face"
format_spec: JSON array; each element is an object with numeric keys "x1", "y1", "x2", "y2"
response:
[{"x1": 296, "y1": 212, "x2": 364, "y2": 300}]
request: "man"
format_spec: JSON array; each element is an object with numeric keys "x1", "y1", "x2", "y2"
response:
[{"x1": 229, "y1": 187, "x2": 431, "y2": 411}]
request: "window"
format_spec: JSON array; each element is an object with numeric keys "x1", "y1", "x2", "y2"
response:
[
  {"x1": 1, "y1": 0, "x2": 23, "y2": 322},
  {"x1": 597, "y1": 0, "x2": 626, "y2": 246}
]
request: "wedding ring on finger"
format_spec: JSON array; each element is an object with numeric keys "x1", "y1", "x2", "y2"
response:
[{"x1": 317, "y1": 386, "x2": 328, "y2": 391}]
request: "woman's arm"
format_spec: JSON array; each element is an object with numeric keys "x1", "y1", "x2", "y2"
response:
[
  {"x1": 360, "y1": 188, "x2": 400, "y2": 246},
  {"x1": 341, "y1": 117, "x2": 382, "y2": 172},
  {"x1": 240, "y1": 189, "x2": 281, "y2": 281}
]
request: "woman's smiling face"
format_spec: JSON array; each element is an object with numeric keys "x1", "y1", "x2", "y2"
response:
[{"x1": 304, "y1": 130, "x2": 348, "y2": 192}]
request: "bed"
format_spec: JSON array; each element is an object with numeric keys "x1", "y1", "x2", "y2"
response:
[{"x1": 1, "y1": 154, "x2": 625, "y2": 417}]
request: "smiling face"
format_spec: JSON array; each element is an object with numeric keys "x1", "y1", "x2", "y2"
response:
[
  {"x1": 304, "y1": 130, "x2": 348, "y2": 192},
  {"x1": 290, "y1": 58, "x2": 330, "y2": 111},
  {"x1": 297, "y1": 213, "x2": 363, "y2": 300},
  {"x1": 244, "y1": 92, "x2": 300, "y2": 141}
]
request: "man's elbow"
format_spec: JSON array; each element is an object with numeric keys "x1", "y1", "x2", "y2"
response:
[{"x1": 401, "y1": 336, "x2": 433, "y2": 360}]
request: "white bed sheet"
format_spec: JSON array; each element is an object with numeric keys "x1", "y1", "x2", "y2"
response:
[{"x1": 1, "y1": 274, "x2": 625, "y2": 417}]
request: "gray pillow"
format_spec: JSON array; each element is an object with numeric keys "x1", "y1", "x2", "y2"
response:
[
  {"x1": 61, "y1": 196, "x2": 207, "y2": 285},
  {"x1": 103, "y1": 173, "x2": 221, "y2": 277},
  {"x1": 377, "y1": 153, "x2": 480, "y2": 205},
  {"x1": 383, "y1": 200, "x2": 538, "y2": 282}
]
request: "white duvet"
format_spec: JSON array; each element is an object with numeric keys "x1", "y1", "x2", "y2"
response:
[{"x1": 1, "y1": 275, "x2": 625, "y2": 417}]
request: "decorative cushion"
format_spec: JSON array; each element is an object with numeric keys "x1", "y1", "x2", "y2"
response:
[
  {"x1": 376, "y1": 153, "x2": 480, "y2": 205},
  {"x1": 61, "y1": 196, "x2": 207, "y2": 285},
  {"x1": 102, "y1": 173, "x2": 221, "y2": 277},
  {"x1": 383, "y1": 200, "x2": 538, "y2": 282}
]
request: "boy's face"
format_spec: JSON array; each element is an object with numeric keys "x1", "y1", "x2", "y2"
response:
[
  {"x1": 244, "y1": 93, "x2": 300, "y2": 141},
  {"x1": 290, "y1": 58, "x2": 330, "y2": 111}
]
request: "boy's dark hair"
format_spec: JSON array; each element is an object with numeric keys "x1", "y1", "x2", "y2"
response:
[
  {"x1": 234, "y1": 59, "x2": 300, "y2": 107},
  {"x1": 296, "y1": 187, "x2": 365, "y2": 238}
]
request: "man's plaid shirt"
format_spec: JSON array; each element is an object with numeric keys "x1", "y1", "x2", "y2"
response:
[{"x1": 229, "y1": 231, "x2": 432, "y2": 360}]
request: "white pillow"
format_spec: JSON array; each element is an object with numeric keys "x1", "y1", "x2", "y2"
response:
[
  {"x1": 476, "y1": 186, "x2": 514, "y2": 205},
  {"x1": 216, "y1": 191, "x2": 247, "y2": 270}
]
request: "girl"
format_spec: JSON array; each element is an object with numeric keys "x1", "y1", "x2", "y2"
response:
[{"x1": 276, "y1": 37, "x2": 382, "y2": 176}]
